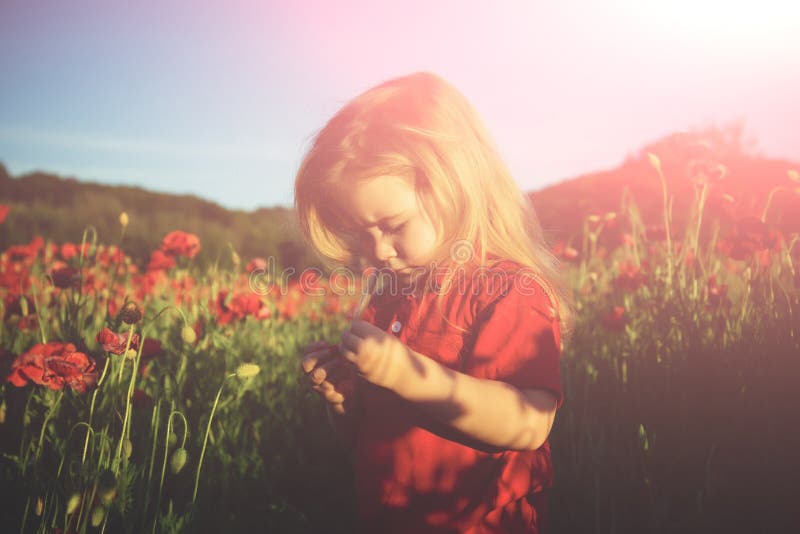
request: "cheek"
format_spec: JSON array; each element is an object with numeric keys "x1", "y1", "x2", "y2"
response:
[{"x1": 403, "y1": 222, "x2": 439, "y2": 261}]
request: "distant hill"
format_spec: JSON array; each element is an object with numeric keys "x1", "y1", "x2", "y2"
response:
[
  {"x1": 0, "y1": 164, "x2": 315, "y2": 271},
  {"x1": 2, "y1": 125, "x2": 798, "y2": 268},
  {"x1": 530, "y1": 125, "x2": 800, "y2": 246}
]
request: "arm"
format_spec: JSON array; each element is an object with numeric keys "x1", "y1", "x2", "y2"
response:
[
  {"x1": 340, "y1": 321, "x2": 559, "y2": 452},
  {"x1": 386, "y1": 345, "x2": 557, "y2": 451}
]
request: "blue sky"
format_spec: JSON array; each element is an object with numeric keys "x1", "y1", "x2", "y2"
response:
[{"x1": 1, "y1": 0, "x2": 798, "y2": 210}]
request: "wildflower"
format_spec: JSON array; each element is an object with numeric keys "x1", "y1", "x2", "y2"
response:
[
  {"x1": 96, "y1": 328, "x2": 140, "y2": 355},
  {"x1": 716, "y1": 217, "x2": 782, "y2": 261},
  {"x1": 50, "y1": 265, "x2": 81, "y2": 289},
  {"x1": 601, "y1": 306, "x2": 627, "y2": 332},
  {"x1": 6, "y1": 342, "x2": 98, "y2": 394},
  {"x1": 161, "y1": 230, "x2": 201, "y2": 259},
  {"x1": 246, "y1": 257, "x2": 268, "y2": 273},
  {"x1": 613, "y1": 261, "x2": 646, "y2": 292},
  {"x1": 140, "y1": 338, "x2": 164, "y2": 361},
  {"x1": 147, "y1": 249, "x2": 176, "y2": 272},
  {"x1": 131, "y1": 388, "x2": 154, "y2": 410},
  {"x1": 235, "y1": 363, "x2": 261, "y2": 379},
  {"x1": 553, "y1": 240, "x2": 580, "y2": 262},
  {"x1": 705, "y1": 275, "x2": 730, "y2": 311},
  {"x1": 119, "y1": 301, "x2": 143, "y2": 324}
]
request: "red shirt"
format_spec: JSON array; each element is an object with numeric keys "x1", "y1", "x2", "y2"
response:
[{"x1": 356, "y1": 260, "x2": 564, "y2": 533}]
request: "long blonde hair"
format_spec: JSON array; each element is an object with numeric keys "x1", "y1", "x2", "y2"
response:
[{"x1": 294, "y1": 72, "x2": 574, "y2": 340}]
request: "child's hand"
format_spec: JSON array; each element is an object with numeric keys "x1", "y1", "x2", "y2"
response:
[
  {"x1": 301, "y1": 340, "x2": 358, "y2": 416},
  {"x1": 339, "y1": 320, "x2": 408, "y2": 390}
]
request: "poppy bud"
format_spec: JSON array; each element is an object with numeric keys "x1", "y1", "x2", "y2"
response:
[
  {"x1": 119, "y1": 212, "x2": 129, "y2": 228},
  {"x1": 20, "y1": 296, "x2": 29, "y2": 317},
  {"x1": 66, "y1": 493, "x2": 81, "y2": 515},
  {"x1": 91, "y1": 505, "x2": 105, "y2": 527},
  {"x1": 171, "y1": 447, "x2": 188, "y2": 474},
  {"x1": 120, "y1": 302, "x2": 142, "y2": 324},
  {"x1": 125, "y1": 349, "x2": 137, "y2": 361},
  {"x1": 647, "y1": 152, "x2": 661, "y2": 171},
  {"x1": 181, "y1": 325, "x2": 197, "y2": 345},
  {"x1": 123, "y1": 439, "x2": 133, "y2": 459},
  {"x1": 97, "y1": 469, "x2": 117, "y2": 504},
  {"x1": 35, "y1": 496, "x2": 43, "y2": 516}
]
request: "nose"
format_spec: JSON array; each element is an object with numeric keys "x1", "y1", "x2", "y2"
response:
[{"x1": 369, "y1": 234, "x2": 396, "y2": 263}]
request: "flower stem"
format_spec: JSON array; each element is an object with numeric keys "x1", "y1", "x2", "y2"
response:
[{"x1": 193, "y1": 374, "x2": 235, "y2": 503}]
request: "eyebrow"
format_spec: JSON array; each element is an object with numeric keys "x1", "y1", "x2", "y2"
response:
[{"x1": 353, "y1": 211, "x2": 407, "y2": 228}]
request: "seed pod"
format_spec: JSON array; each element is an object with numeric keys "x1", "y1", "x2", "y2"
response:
[
  {"x1": 123, "y1": 439, "x2": 133, "y2": 459},
  {"x1": 181, "y1": 325, "x2": 197, "y2": 345},
  {"x1": 66, "y1": 493, "x2": 81, "y2": 515},
  {"x1": 170, "y1": 448, "x2": 188, "y2": 474},
  {"x1": 119, "y1": 302, "x2": 142, "y2": 324},
  {"x1": 90, "y1": 505, "x2": 105, "y2": 527},
  {"x1": 119, "y1": 212, "x2": 129, "y2": 228},
  {"x1": 168, "y1": 431, "x2": 178, "y2": 448},
  {"x1": 235, "y1": 363, "x2": 260, "y2": 379},
  {"x1": 97, "y1": 469, "x2": 117, "y2": 504}
]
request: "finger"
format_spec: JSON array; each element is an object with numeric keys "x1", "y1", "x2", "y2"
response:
[
  {"x1": 307, "y1": 357, "x2": 347, "y2": 386},
  {"x1": 322, "y1": 389, "x2": 344, "y2": 404},
  {"x1": 350, "y1": 319, "x2": 379, "y2": 336},
  {"x1": 330, "y1": 403, "x2": 345, "y2": 415},
  {"x1": 301, "y1": 346, "x2": 339, "y2": 374},
  {"x1": 339, "y1": 329, "x2": 361, "y2": 354}
]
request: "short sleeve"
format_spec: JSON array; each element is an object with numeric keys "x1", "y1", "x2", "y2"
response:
[{"x1": 464, "y1": 276, "x2": 564, "y2": 409}]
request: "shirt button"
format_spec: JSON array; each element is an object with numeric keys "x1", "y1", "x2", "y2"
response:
[{"x1": 391, "y1": 321, "x2": 402, "y2": 334}]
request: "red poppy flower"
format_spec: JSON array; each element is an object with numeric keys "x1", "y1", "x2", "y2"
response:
[
  {"x1": 246, "y1": 257, "x2": 268, "y2": 273},
  {"x1": 645, "y1": 226, "x2": 667, "y2": 241},
  {"x1": 140, "y1": 338, "x2": 163, "y2": 360},
  {"x1": 50, "y1": 266, "x2": 82, "y2": 289},
  {"x1": 0, "y1": 205, "x2": 9, "y2": 224},
  {"x1": 131, "y1": 388, "x2": 154, "y2": 410},
  {"x1": 553, "y1": 241, "x2": 580, "y2": 262},
  {"x1": 601, "y1": 306, "x2": 627, "y2": 332},
  {"x1": 215, "y1": 290, "x2": 264, "y2": 325},
  {"x1": 705, "y1": 275, "x2": 729, "y2": 311},
  {"x1": 613, "y1": 261, "x2": 646, "y2": 292},
  {"x1": 160, "y1": 231, "x2": 201, "y2": 259},
  {"x1": 717, "y1": 217, "x2": 783, "y2": 261},
  {"x1": 96, "y1": 327, "x2": 140, "y2": 355},
  {"x1": 6, "y1": 342, "x2": 98, "y2": 394},
  {"x1": 147, "y1": 250, "x2": 176, "y2": 272}
]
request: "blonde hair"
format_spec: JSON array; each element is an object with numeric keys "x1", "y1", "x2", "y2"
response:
[{"x1": 294, "y1": 72, "x2": 574, "y2": 340}]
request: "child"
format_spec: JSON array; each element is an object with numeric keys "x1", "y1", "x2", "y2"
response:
[{"x1": 296, "y1": 72, "x2": 572, "y2": 533}]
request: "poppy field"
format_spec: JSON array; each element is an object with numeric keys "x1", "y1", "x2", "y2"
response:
[{"x1": 1, "y1": 152, "x2": 799, "y2": 533}]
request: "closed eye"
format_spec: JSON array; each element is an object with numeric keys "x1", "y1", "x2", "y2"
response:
[{"x1": 383, "y1": 222, "x2": 407, "y2": 235}]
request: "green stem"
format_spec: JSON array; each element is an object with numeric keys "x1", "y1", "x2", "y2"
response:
[
  {"x1": 36, "y1": 391, "x2": 64, "y2": 461},
  {"x1": 83, "y1": 357, "x2": 111, "y2": 463},
  {"x1": 193, "y1": 374, "x2": 234, "y2": 503}
]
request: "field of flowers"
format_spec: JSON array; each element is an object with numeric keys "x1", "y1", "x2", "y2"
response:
[{"x1": 1, "y1": 155, "x2": 799, "y2": 533}]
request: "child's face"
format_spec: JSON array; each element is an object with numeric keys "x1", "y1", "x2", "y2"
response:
[{"x1": 336, "y1": 175, "x2": 442, "y2": 282}]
